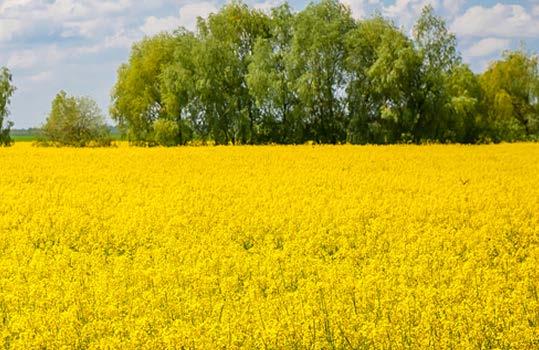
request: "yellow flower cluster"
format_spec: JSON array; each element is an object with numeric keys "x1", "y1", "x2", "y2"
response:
[{"x1": 0, "y1": 143, "x2": 538, "y2": 349}]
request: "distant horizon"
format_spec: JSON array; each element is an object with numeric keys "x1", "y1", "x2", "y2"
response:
[{"x1": 2, "y1": 0, "x2": 539, "y2": 129}]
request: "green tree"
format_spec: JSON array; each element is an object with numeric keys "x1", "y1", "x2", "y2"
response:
[
  {"x1": 369, "y1": 28, "x2": 423, "y2": 143},
  {"x1": 446, "y1": 64, "x2": 484, "y2": 143},
  {"x1": 247, "y1": 3, "x2": 301, "y2": 143},
  {"x1": 345, "y1": 16, "x2": 422, "y2": 144},
  {"x1": 108, "y1": 1, "x2": 538, "y2": 146},
  {"x1": 413, "y1": 5, "x2": 462, "y2": 142},
  {"x1": 0, "y1": 67, "x2": 16, "y2": 146},
  {"x1": 42, "y1": 91, "x2": 111, "y2": 147},
  {"x1": 289, "y1": 0, "x2": 355, "y2": 143},
  {"x1": 197, "y1": 2, "x2": 270, "y2": 144},
  {"x1": 110, "y1": 33, "x2": 177, "y2": 142},
  {"x1": 480, "y1": 49, "x2": 539, "y2": 141},
  {"x1": 159, "y1": 29, "x2": 200, "y2": 145},
  {"x1": 153, "y1": 119, "x2": 180, "y2": 146}
]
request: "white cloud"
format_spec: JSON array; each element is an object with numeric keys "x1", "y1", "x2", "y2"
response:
[
  {"x1": 177, "y1": 2, "x2": 219, "y2": 30},
  {"x1": 253, "y1": 0, "x2": 285, "y2": 12},
  {"x1": 451, "y1": 4, "x2": 539, "y2": 38},
  {"x1": 0, "y1": 19, "x2": 24, "y2": 41},
  {"x1": 46, "y1": 0, "x2": 92, "y2": 20},
  {"x1": 0, "y1": 0, "x2": 34, "y2": 13},
  {"x1": 140, "y1": 16, "x2": 181, "y2": 36},
  {"x1": 0, "y1": 0, "x2": 141, "y2": 41},
  {"x1": 77, "y1": 30, "x2": 137, "y2": 54},
  {"x1": 464, "y1": 37, "x2": 511, "y2": 58},
  {"x1": 7, "y1": 46, "x2": 67, "y2": 70},
  {"x1": 27, "y1": 71, "x2": 53, "y2": 83},
  {"x1": 442, "y1": 0, "x2": 464, "y2": 16},
  {"x1": 6, "y1": 50, "x2": 39, "y2": 69},
  {"x1": 102, "y1": 31, "x2": 136, "y2": 49},
  {"x1": 140, "y1": 2, "x2": 218, "y2": 35},
  {"x1": 62, "y1": 18, "x2": 110, "y2": 38},
  {"x1": 42, "y1": 0, "x2": 136, "y2": 20},
  {"x1": 383, "y1": 0, "x2": 438, "y2": 28}
]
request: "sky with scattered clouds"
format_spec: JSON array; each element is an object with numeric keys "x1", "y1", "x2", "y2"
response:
[{"x1": 1, "y1": 0, "x2": 538, "y2": 128}]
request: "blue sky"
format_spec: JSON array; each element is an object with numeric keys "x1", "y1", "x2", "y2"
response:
[{"x1": 1, "y1": 0, "x2": 538, "y2": 128}]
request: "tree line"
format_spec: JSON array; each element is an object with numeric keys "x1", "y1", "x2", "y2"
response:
[{"x1": 110, "y1": 0, "x2": 539, "y2": 146}]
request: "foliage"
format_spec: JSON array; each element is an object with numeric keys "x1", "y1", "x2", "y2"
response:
[
  {"x1": 159, "y1": 29, "x2": 199, "y2": 145},
  {"x1": 288, "y1": 0, "x2": 355, "y2": 144},
  {"x1": 111, "y1": 1, "x2": 539, "y2": 145},
  {"x1": 110, "y1": 34, "x2": 178, "y2": 142},
  {"x1": 153, "y1": 118, "x2": 179, "y2": 146},
  {"x1": 247, "y1": 3, "x2": 300, "y2": 143},
  {"x1": 41, "y1": 91, "x2": 111, "y2": 147},
  {"x1": 412, "y1": 5, "x2": 462, "y2": 143},
  {"x1": 446, "y1": 65, "x2": 484, "y2": 143},
  {"x1": 480, "y1": 49, "x2": 539, "y2": 141},
  {"x1": 195, "y1": 1, "x2": 271, "y2": 145},
  {"x1": 345, "y1": 16, "x2": 421, "y2": 144},
  {"x1": 0, "y1": 143, "x2": 538, "y2": 348},
  {"x1": 0, "y1": 67, "x2": 16, "y2": 146}
]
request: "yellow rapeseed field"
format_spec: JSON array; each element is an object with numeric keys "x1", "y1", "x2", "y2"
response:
[{"x1": 0, "y1": 143, "x2": 538, "y2": 349}]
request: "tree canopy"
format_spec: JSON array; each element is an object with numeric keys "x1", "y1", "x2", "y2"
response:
[
  {"x1": 0, "y1": 67, "x2": 16, "y2": 146},
  {"x1": 111, "y1": 0, "x2": 539, "y2": 146},
  {"x1": 480, "y1": 50, "x2": 539, "y2": 141},
  {"x1": 41, "y1": 91, "x2": 111, "y2": 147}
]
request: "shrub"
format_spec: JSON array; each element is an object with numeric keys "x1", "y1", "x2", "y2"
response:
[{"x1": 41, "y1": 91, "x2": 111, "y2": 147}]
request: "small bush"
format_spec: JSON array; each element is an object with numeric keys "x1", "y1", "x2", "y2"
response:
[{"x1": 40, "y1": 91, "x2": 112, "y2": 147}]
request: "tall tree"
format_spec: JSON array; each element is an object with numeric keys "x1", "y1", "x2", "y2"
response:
[
  {"x1": 480, "y1": 49, "x2": 539, "y2": 141},
  {"x1": 110, "y1": 33, "x2": 177, "y2": 142},
  {"x1": 345, "y1": 16, "x2": 422, "y2": 144},
  {"x1": 196, "y1": 1, "x2": 270, "y2": 144},
  {"x1": 0, "y1": 67, "x2": 16, "y2": 146},
  {"x1": 446, "y1": 64, "x2": 484, "y2": 143},
  {"x1": 413, "y1": 5, "x2": 462, "y2": 142},
  {"x1": 159, "y1": 29, "x2": 200, "y2": 145},
  {"x1": 247, "y1": 3, "x2": 300, "y2": 143},
  {"x1": 289, "y1": 0, "x2": 355, "y2": 143}
]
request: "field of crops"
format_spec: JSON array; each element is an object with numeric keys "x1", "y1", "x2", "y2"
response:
[{"x1": 0, "y1": 143, "x2": 538, "y2": 348}]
